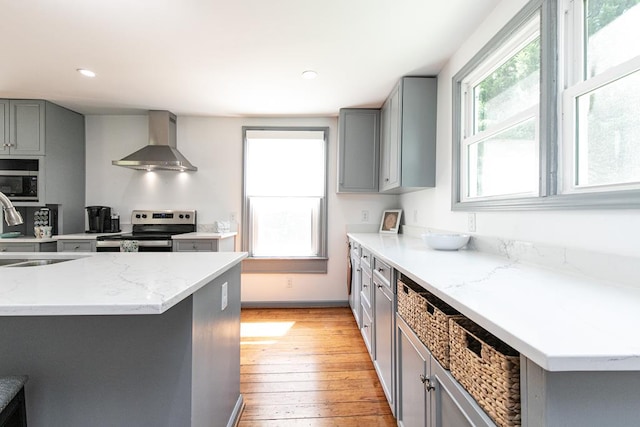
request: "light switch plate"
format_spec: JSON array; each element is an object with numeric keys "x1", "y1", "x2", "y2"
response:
[{"x1": 221, "y1": 282, "x2": 228, "y2": 310}]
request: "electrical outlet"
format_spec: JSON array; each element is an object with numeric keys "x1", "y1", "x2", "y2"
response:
[
  {"x1": 361, "y1": 210, "x2": 369, "y2": 222},
  {"x1": 468, "y1": 213, "x2": 476, "y2": 232},
  {"x1": 221, "y1": 282, "x2": 228, "y2": 310},
  {"x1": 286, "y1": 277, "x2": 293, "y2": 288},
  {"x1": 230, "y1": 212, "x2": 238, "y2": 223}
]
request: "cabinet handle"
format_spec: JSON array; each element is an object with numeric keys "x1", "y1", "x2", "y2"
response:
[
  {"x1": 377, "y1": 284, "x2": 383, "y2": 289},
  {"x1": 362, "y1": 255, "x2": 368, "y2": 259},
  {"x1": 356, "y1": 268, "x2": 361, "y2": 272},
  {"x1": 377, "y1": 268, "x2": 384, "y2": 272},
  {"x1": 362, "y1": 284, "x2": 368, "y2": 288},
  {"x1": 74, "y1": 245, "x2": 80, "y2": 250},
  {"x1": 385, "y1": 178, "x2": 389, "y2": 182},
  {"x1": 363, "y1": 324, "x2": 368, "y2": 328},
  {"x1": 420, "y1": 374, "x2": 435, "y2": 392}
]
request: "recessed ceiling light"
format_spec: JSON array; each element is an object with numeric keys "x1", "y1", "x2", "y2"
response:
[
  {"x1": 301, "y1": 70, "x2": 318, "y2": 80},
  {"x1": 77, "y1": 68, "x2": 96, "y2": 78}
]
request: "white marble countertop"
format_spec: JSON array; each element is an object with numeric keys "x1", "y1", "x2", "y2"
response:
[
  {"x1": 348, "y1": 233, "x2": 640, "y2": 372},
  {"x1": 0, "y1": 252, "x2": 247, "y2": 316},
  {"x1": 171, "y1": 232, "x2": 237, "y2": 240}
]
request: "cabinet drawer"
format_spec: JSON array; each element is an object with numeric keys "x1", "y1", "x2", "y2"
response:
[
  {"x1": 350, "y1": 240, "x2": 360, "y2": 258},
  {"x1": 361, "y1": 247, "x2": 372, "y2": 268},
  {"x1": 57, "y1": 241, "x2": 93, "y2": 252},
  {"x1": 361, "y1": 264, "x2": 373, "y2": 309},
  {"x1": 173, "y1": 240, "x2": 218, "y2": 252},
  {"x1": 373, "y1": 257, "x2": 392, "y2": 288},
  {"x1": 0, "y1": 244, "x2": 36, "y2": 252}
]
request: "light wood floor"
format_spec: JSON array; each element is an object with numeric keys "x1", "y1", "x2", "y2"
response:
[{"x1": 238, "y1": 307, "x2": 397, "y2": 427}]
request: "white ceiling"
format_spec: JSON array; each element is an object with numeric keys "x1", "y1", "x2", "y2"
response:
[{"x1": 1, "y1": 0, "x2": 500, "y2": 117}]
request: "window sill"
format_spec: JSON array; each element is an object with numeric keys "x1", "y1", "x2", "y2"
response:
[{"x1": 242, "y1": 257, "x2": 328, "y2": 274}]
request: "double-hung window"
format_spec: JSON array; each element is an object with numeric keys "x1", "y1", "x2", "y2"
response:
[
  {"x1": 242, "y1": 127, "x2": 328, "y2": 273},
  {"x1": 453, "y1": 0, "x2": 640, "y2": 210},
  {"x1": 461, "y1": 14, "x2": 541, "y2": 201},
  {"x1": 561, "y1": 0, "x2": 640, "y2": 194}
]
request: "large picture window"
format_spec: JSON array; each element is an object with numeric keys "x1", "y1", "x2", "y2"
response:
[
  {"x1": 453, "y1": 0, "x2": 640, "y2": 210},
  {"x1": 242, "y1": 127, "x2": 328, "y2": 273}
]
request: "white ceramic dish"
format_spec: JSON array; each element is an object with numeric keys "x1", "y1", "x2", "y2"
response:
[{"x1": 421, "y1": 233, "x2": 470, "y2": 251}]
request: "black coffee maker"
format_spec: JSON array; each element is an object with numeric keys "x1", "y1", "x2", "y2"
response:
[{"x1": 86, "y1": 206, "x2": 112, "y2": 233}]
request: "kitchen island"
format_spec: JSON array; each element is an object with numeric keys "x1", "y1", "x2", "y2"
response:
[{"x1": 0, "y1": 251, "x2": 247, "y2": 427}]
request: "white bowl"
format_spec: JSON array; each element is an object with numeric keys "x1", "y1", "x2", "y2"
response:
[{"x1": 421, "y1": 233, "x2": 470, "y2": 251}]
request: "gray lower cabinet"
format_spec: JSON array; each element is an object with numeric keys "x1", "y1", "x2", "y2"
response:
[
  {"x1": 397, "y1": 315, "x2": 495, "y2": 427},
  {"x1": 337, "y1": 108, "x2": 380, "y2": 193},
  {"x1": 0, "y1": 241, "x2": 56, "y2": 252},
  {"x1": 379, "y1": 77, "x2": 437, "y2": 193},
  {"x1": 360, "y1": 248, "x2": 374, "y2": 357},
  {"x1": 348, "y1": 239, "x2": 362, "y2": 327},
  {"x1": 373, "y1": 257, "x2": 395, "y2": 414},
  {"x1": 57, "y1": 240, "x2": 95, "y2": 252},
  {"x1": 172, "y1": 238, "x2": 235, "y2": 252}
]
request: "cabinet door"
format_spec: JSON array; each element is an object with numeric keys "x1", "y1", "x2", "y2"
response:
[
  {"x1": 338, "y1": 109, "x2": 380, "y2": 193},
  {"x1": 374, "y1": 276, "x2": 395, "y2": 412},
  {"x1": 431, "y1": 354, "x2": 496, "y2": 427},
  {"x1": 397, "y1": 318, "x2": 429, "y2": 427},
  {"x1": 0, "y1": 100, "x2": 8, "y2": 153},
  {"x1": 349, "y1": 252, "x2": 362, "y2": 327},
  {"x1": 361, "y1": 301, "x2": 374, "y2": 357},
  {"x1": 9, "y1": 100, "x2": 45, "y2": 155},
  {"x1": 380, "y1": 84, "x2": 401, "y2": 191}
]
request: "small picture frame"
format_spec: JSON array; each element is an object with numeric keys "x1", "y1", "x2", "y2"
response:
[{"x1": 379, "y1": 209, "x2": 402, "y2": 234}]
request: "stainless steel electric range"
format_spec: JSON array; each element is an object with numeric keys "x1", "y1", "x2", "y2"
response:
[{"x1": 96, "y1": 209, "x2": 196, "y2": 252}]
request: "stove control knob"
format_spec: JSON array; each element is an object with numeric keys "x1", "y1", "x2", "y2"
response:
[
  {"x1": 135, "y1": 214, "x2": 141, "y2": 219},
  {"x1": 179, "y1": 214, "x2": 184, "y2": 219},
  {"x1": 185, "y1": 214, "x2": 190, "y2": 219},
  {"x1": 142, "y1": 214, "x2": 147, "y2": 219}
]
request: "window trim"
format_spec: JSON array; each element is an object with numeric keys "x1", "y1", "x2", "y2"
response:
[
  {"x1": 453, "y1": 0, "x2": 640, "y2": 210},
  {"x1": 241, "y1": 126, "x2": 329, "y2": 273}
]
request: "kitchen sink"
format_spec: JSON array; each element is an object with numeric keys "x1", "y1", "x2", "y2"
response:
[
  {"x1": 0, "y1": 258, "x2": 74, "y2": 268},
  {"x1": 0, "y1": 259, "x2": 28, "y2": 266}
]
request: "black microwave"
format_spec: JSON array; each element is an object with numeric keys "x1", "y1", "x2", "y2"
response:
[{"x1": 0, "y1": 159, "x2": 39, "y2": 202}]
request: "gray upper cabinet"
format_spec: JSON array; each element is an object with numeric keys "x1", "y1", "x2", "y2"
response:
[
  {"x1": 0, "y1": 99, "x2": 45, "y2": 155},
  {"x1": 337, "y1": 108, "x2": 380, "y2": 193},
  {"x1": 379, "y1": 77, "x2": 437, "y2": 193}
]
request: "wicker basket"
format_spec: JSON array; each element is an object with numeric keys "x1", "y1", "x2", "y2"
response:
[
  {"x1": 449, "y1": 317, "x2": 521, "y2": 427},
  {"x1": 397, "y1": 277, "x2": 462, "y2": 368}
]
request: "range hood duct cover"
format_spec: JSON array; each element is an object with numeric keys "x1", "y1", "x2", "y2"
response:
[{"x1": 112, "y1": 110, "x2": 197, "y2": 171}]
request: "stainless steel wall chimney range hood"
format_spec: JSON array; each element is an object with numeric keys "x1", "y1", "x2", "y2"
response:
[{"x1": 112, "y1": 110, "x2": 197, "y2": 171}]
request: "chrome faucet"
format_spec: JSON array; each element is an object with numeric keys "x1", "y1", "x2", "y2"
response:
[{"x1": 0, "y1": 191, "x2": 24, "y2": 226}]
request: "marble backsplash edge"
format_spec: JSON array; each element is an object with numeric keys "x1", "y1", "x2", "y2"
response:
[
  {"x1": 401, "y1": 225, "x2": 639, "y2": 289},
  {"x1": 468, "y1": 234, "x2": 640, "y2": 289}
]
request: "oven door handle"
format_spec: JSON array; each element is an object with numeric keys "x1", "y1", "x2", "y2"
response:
[{"x1": 96, "y1": 240, "x2": 173, "y2": 248}]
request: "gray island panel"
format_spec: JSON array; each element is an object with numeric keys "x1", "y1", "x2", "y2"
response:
[{"x1": 0, "y1": 262, "x2": 243, "y2": 427}]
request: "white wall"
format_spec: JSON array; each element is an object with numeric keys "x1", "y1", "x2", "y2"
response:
[
  {"x1": 86, "y1": 115, "x2": 397, "y2": 304},
  {"x1": 400, "y1": 0, "x2": 640, "y2": 257}
]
